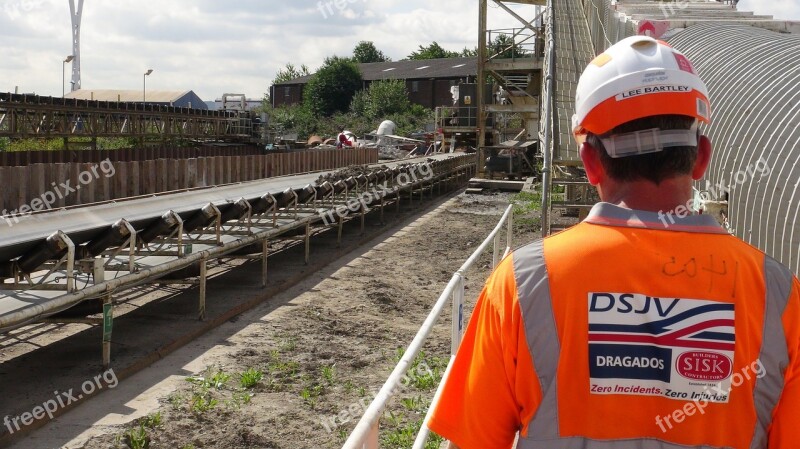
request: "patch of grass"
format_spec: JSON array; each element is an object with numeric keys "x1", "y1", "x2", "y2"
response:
[
  {"x1": 321, "y1": 364, "x2": 336, "y2": 385},
  {"x1": 122, "y1": 425, "x2": 150, "y2": 449},
  {"x1": 268, "y1": 350, "x2": 300, "y2": 377},
  {"x1": 239, "y1": 367, "x2": 264, "y2": 389},
  {"x1": 186, "y1": 366, "x2": 231, "y2": 390},
  {"x1": 190, "y1": 391, "x2": 218, "y2": 414},
  {"x1": 226, "y1": 391, "x2": 253, "y2": 409},
  {"x1": 300, "y1": 384, "x2": 324, "y2": 409},
  {"x1": 167, "y1": 392, "x2": 187, "y2": 410},
  {"x1": 280, "y1": 337, "x2": 297, "y2": 352},
  {"x1": 381, "y1": 421, "x2": 416, "y2": 448},
  {"x1": 400, "y1": 396, "x2": 426, "y2": 413},
  {"x1": 408, "y1": 351, "x2": 448, "y2": 391},
  {"x1": 138, "y1": 412, "x2": 162, "y2": 429},
  {"x1": 511, "y1": 191, "x2": 542, "y2": 215},
  {"x1": 380, "y1": 416, "x2": 444, "y2": 449}
]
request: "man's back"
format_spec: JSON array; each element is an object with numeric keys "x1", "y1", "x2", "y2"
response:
[
  {"x1": 529, "y1": 204, "x2": 798, "y2": 447},
  {"x1": 429, "y1": 204, "x2": 800, "y2": 448}
]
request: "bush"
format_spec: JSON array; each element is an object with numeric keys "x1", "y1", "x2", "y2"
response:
[
  {"x1": 362, "y1": 80, "x2": 411, "y2": 119},
  {"x1": 303, "y1": 56, "x2": 363, "y2": 117}
]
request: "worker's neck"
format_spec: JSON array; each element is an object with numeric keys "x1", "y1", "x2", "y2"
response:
[{"x1": 597, "y1": 176, "x2": 694, "y2": 215}]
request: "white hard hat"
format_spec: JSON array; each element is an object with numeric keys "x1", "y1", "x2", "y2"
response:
[{"x1": 572, "y1": 35, "x2": 711, "y2": 155}]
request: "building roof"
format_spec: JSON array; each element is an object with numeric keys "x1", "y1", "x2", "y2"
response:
[
  {"x1": 65, "y1": 89, "x2": 195, "y2": 103},
  {"x1": 275, "y1": 57, "x2": 477, "y2": 86}
]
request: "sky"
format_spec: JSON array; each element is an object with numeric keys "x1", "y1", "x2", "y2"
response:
[{"x1": 1, "y1": 0, "x2": 797, "y2": 102}]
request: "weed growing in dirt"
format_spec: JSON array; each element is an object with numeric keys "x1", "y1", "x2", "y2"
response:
[
  {"x1": 372, "y1": 349, "x2": 448, "y2": 448},
  {"x1": 280, "y1": 336, "x2": 298, "y2": 352},
  {"x1": 263, "y1": 350, "x2": 301, "y2": 392},
  {"x1": 167, "y1": 392, "x2": 187, "y2": 410},
  {"x1": 138, "y1": 412, "x2": 162, "y2": 429},
  {"x1": 511, "y1": 191, "x2": 542, "y2": 215},
  {"x1": 321, "y1": 364, "x2": 337, "y2": 385},
  {"x1": 400, "y1": 396, "x2": 425, "y2": 413},
  {"x1": 226, "y1": 391, "x2": 254, "y2": 409},
  {"x1": 120, "y1": 424, "x2": 150, "y2": 449},
  {"x1": 190, "y1": 390, "x2": 219, "y2": 414},
  {"x1": 239, "y1": 367, "x2": 264, "y2": 389},
  {"x1": 300, "y1": 384, "x2": 325, "y2": 409},
  {"x1": 511, "y1": 191, "x2": 543, "y2": 230},
  {"x1": 186, "y1": 366, "x2": 230, "y2": 390}
]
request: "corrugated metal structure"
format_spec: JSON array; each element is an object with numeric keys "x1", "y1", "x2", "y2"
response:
[
  {"x1": 551, "y1": 0, "x2": 595, "y2": 163},
  {"x1": 669, "y1": 23, "x2": 800, "y2": 275}
]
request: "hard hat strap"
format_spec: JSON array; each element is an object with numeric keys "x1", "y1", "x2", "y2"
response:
[{"x1": 600, "y1": 122, "x2": 699, "y2": 158}]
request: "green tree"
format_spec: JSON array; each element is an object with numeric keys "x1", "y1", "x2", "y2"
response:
[
  {"x1": 273, "y1": 63, "x2": 311, "y2": 84},
  {"x1": 407, "y1": 42, "x2": 460, "y2": 60},
  {"x1": 352, "y1": 79, "x2": 411, "y2": 119},
  {"x1": 489, "y1": 34, "x2": 528, "y2": 59},
  {"x1": 353, "y1": 41, "x2": 391, "y2": 63},
  {"x1": 265, "y1": 63, "x2": 311, "y2": 105},
  {"x1": 303, "y1": 56, "x2": 363, "y2": 117},
  {"x1": 459, "y1": 46, "x2": 478, "y2": 57}
]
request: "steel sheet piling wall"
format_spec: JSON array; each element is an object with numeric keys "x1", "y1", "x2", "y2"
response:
[{"x1": 0, "y1": 148, "x2": 378, "y2": 213}]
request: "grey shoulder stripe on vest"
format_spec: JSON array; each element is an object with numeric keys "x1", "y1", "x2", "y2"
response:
[
  {"x1": 750, "y1": 257, "x2": 794, "y2": 449},
  {"x1": 513, "y1": 240, "x2": 561, "y2": 439}
]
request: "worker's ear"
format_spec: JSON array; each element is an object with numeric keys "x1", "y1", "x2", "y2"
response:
[
  {"x1": 691, "y1": 135, "x2": 712, "y2": 180},
  {"x1": 580, "y1": 142, "x2": 604, "y2": 186}
]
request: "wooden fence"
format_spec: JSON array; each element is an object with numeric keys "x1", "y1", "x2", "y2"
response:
[{"x1": 0, "y1": 147, "x2": 377, "y2": 212}]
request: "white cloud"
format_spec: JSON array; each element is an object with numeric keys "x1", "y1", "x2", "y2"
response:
[
  {"x1": 737, "y1": 0, "x2": 800, "y2": 20},
  {"x1": 0, "y1": 0, "x2": 537, "y2": 101}
]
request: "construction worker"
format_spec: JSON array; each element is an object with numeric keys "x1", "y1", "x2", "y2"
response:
[{"x1": 428, "y1": 35, "x2": 800, "y2": 449}]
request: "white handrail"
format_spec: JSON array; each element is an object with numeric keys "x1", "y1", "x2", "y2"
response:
[{"x1": 342, "y1": 204, "x2": 514, "y2": 449}]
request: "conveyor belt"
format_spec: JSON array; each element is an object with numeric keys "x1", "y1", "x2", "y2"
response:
[
  {"x1": 0, "y1": 154, "x2": 455, "y2": 263},
  {"x1": 0, "y1": 153, "x2": 476, "y2": 334}
]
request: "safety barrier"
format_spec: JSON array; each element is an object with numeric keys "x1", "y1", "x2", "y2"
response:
[{"x1": 342, "y1": 204, "x2": 514, "y2": 449}]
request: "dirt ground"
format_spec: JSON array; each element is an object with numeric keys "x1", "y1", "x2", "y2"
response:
[{"x1": 5, "y1": 191, "x2": 543, "y2": 449}]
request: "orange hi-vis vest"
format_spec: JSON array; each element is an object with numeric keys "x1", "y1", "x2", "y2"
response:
[{"x1": 429, "y1": 203, "x2": 800, "y2": 449}]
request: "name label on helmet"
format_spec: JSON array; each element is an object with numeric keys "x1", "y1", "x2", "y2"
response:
[{"x1": 617, "y1": 85, "x2": 691, "y2": 100}]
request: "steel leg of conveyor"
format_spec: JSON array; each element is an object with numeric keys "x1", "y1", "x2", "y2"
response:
[
  {"x1": 304, "y1": 223, "x2": 310, "y2": 265},
  {"x1": 102, "y1": 293, "x2": 113, "y2": 369},
  {"x1": 199, "y1": 257, "x2": 207, "y2": 321},
  {"x1": 261, "y1": 239, "x2": 268, "y2": 288},
  {"x1": 337, "y1": 214, "x2": 343, "y2": 246}
]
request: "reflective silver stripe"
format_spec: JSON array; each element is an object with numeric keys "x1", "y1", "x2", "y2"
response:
[
  {"x1": 518, "y1": 437, "x2": 727, "y2": 449},
  {"x1": 513, "y1": 240, "x2": 561, "y2": 440},
  {"x1": 749, "y1": 257, "x2": 793, "y2": 449}
]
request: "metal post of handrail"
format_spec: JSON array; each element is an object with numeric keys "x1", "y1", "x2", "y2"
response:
[
  {"x1": 541, "y1": 0, "x2": 555, "y2": 238},
  {"x1": 492, "y1": 233, "x2": 499, "y2": 268},
  {"x1": 507, "y1": 208, "x2": 514, "y2": 251},
  {"x1": 450, "y1": 273, "x2": 464, "y2": 356}
]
